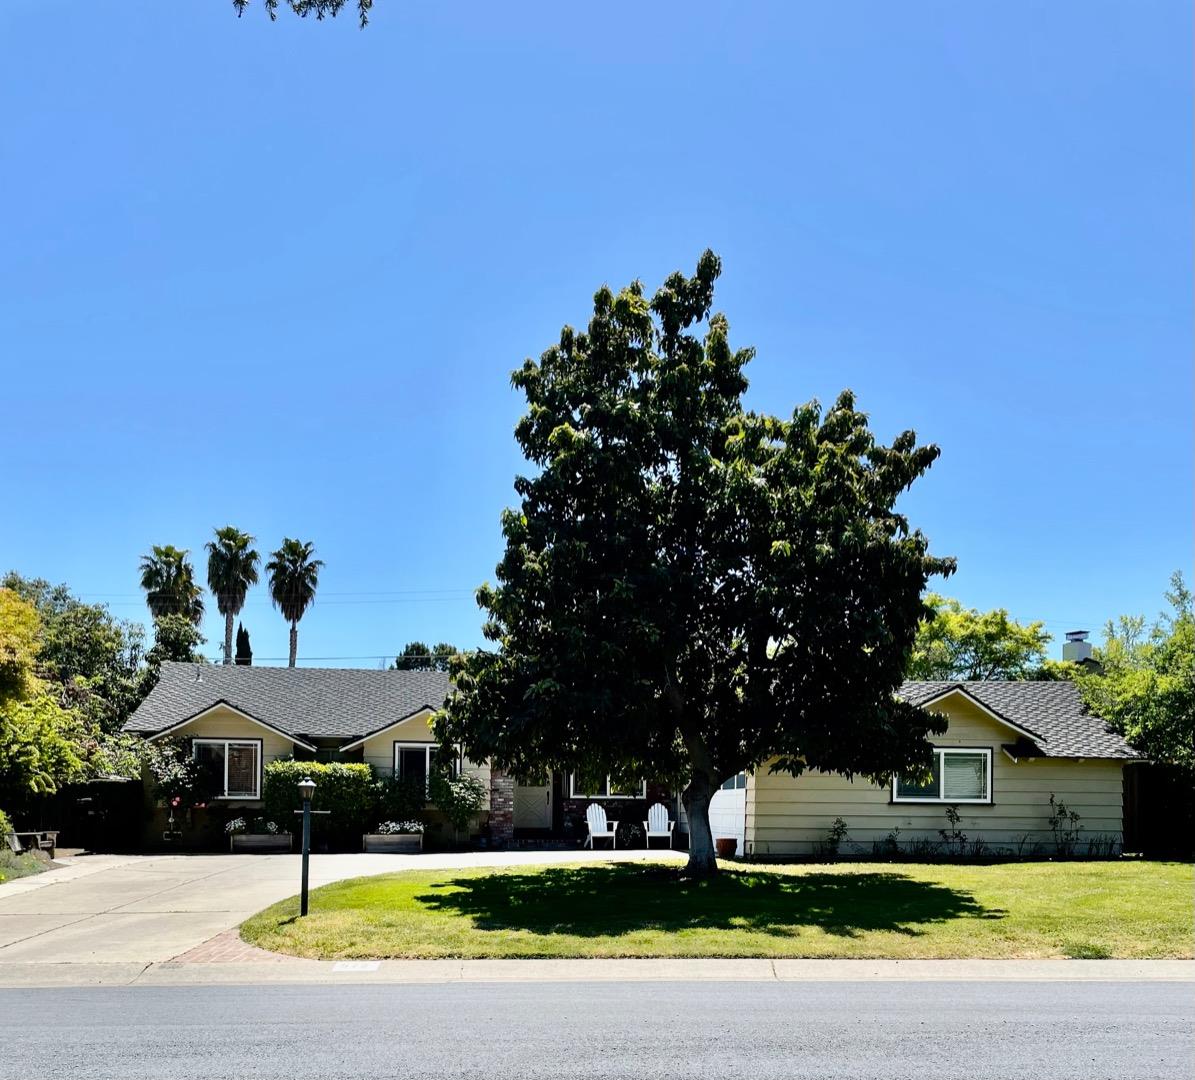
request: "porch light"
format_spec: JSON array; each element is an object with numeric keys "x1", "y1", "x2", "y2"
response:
[{"x1": 298, "y1": 777, "x2": 316, "y2": 802}]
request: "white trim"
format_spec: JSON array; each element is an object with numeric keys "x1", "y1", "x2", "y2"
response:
[
  {"x1": 192, "y1": 737, "x2": 262, "y2": 800},
  {"x1": 339, "y1": 708, "x2": 437, "y2": 752},
  {"x1": 569, "y1": 775, "x2": 647, "y2": 799},
  {"x1": 914, "y1": 687, "x2": 1042, "y2": 743},
  {"x1": 892, "y1": 747, "x2": 993, "y2": 805},
  {"x1": 393, "y1": 741, "x2": 435, "y2": 787},
  {"x1": 146, "y1": 702, "x2": 316, "y2": 752}
]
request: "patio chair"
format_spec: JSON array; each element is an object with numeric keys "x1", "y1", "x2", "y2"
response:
[
  {"x1": 642, "y1": 802, "x2": 675, "y2": 848},
  {"x1": 583, "y1": 803, "x2": 618, "y2": 849}
]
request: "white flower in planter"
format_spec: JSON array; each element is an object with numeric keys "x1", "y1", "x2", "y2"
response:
[{"x1": 374, "y1": 820, "x2": 424, "y2": 835}]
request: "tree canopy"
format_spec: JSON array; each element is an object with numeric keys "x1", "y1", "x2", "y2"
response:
[
  {"x1": 140, "y1": 545, "x2": 204, "y2": 625},
  {"x1": 1079, "y1": 572, "x2": 1194, "y2": 773},
  {"x1": 393, "y1": 641, "x2": 457, "y2": 672},
  {"x1": 206, "y1": 526, "x2": 260, "y2": 666},
  {"x1": 437, "y1": 251, "x2": 954, "y2": 874},
  {"x1": 908, "y1": 594, "x2": 1056, "y2": 681}
]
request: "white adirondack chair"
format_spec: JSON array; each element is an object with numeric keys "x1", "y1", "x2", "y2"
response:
[
  {"x1": 643, "y1": 802, "x2": 675, "y2": 848},
  {"x1": 584, "y1": 803, "x2": 618, "y2": 849}
]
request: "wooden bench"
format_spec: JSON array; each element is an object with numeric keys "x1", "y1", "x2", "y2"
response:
[{"x1": 10, "y1": 831, "x2": 59, "y2": 860}]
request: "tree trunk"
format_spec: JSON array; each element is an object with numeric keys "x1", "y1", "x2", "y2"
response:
[
  {"x1": 682, "y1": 771, "x2": 718, "y2": 877},
  {"x1": 288, "y1": 621, "x2": 298, "y2": 667},
  {"x1": 223, "y1": 612, "x2": 234, "y2": 666}
]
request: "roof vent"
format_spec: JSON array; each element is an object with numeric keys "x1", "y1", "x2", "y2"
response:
[
  {"x1": 1063, "y1": 630, "x2": 1093, "y2": 663},
  {"x1": 193, "y1": 665, "x2": 203, "y2": 682}
]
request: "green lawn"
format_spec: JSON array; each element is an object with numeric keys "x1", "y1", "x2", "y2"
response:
[{"x1": 240, "y1": 859, "x2": 1193, "y2": 960}]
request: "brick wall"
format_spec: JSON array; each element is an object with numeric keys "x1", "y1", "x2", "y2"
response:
[{"x1": 489, "y1": 767, "x2": 515, "y2": 847}]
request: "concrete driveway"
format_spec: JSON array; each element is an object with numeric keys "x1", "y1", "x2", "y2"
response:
[{"x1": 0, "y1": 849, "x2": 679, "y2": 965}]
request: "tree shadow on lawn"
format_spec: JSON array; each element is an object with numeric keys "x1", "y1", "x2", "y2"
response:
[{"x1": 414, "y1": 864, "x2": 1004, "y2": 940}]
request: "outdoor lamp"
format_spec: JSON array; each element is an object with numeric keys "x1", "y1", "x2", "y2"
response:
[{"x1": 298, "y1": 777, "x2": 316, "y2": 803}]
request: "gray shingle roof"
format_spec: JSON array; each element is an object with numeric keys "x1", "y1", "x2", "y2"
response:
[
  {"x1": 899, "y1": 680, "x2": 1137, "y2": 759},
  {"x1": 123, "y1": 662, "x2": 450, "y2": 741}
]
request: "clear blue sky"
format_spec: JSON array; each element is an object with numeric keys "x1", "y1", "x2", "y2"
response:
[{"x1": 2, "y1": 2, "x2": 1190, "y2": 666}]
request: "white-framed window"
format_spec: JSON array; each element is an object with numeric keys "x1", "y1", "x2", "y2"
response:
[
  {"x1": 192, "y1": 738, "x2": 261, "y2": 799},
  {"x1": 893, "y1": 748, "x2": 992, "y2": 804},
  {"x1": 394, "y1": 742, "x2": 434, "y2": 790},
  {"x1": 720, "y1": 772, "x2": 747, "y2": 791},
  {"x1": 569, "y1": 775, "x2": 647, "y2": 799}
]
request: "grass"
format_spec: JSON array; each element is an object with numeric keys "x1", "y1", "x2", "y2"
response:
[
  {"x1": 0, "y1": 848, "x2": 52, "y2": 885},
  {"x1": 240, "y1": 859, "x2": 1194, "y2": 960}
]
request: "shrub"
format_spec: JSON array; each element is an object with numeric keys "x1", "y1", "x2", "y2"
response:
[
  {"x1": 1049, "y1": 793, "x2": 1084, "y2": 856},
  {"x1": 820, "y1": 817, "x2": 849, "y2": 858},
  {"x1": 263, "y1": 761, "x2": 375, "y2": 850},
  {"x1": 429, "y1": 770, "x2": 487, "y2": 843},
  {"x1": 374, "y1": 774, "x2": 427, "y2": 825},
  {"x1": 0, "y1": 808, "x2": 12, "y2": 838}
]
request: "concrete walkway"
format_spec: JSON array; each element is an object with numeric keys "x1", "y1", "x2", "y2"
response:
[{"x1": 0, "y1": 849, "x2": 681, "y2": 968}]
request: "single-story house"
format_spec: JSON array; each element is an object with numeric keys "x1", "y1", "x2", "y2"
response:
[{"x1": 125, "y1": 662, "x2": 1139, "y2": 855}]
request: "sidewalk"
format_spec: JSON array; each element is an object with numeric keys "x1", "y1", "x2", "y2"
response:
[{"x1": 0, "y1": 955, "x2": 1190, "y2": 988}]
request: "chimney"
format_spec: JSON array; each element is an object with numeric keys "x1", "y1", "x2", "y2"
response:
[{"x1": 1062, "y1": 630, "x2": 1093, "y2": 664}]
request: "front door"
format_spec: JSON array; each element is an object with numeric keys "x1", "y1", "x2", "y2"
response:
[{"x1": 513, "y1": 781, "x2": 553, "y2": 830}]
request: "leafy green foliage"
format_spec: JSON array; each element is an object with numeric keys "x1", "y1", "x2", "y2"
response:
[
  {"x1": 428, "y1": 770, "x2": 487, "y2": 840},
  {"x1": 266, "y1": 539, "x2": 324, "y2": 667},
  {"x1": 437, "y1": 251, "x2": 953, "y2": 873},
  {"x1": 0, "y1": 807, "x2": 12, "y2": 836},
  {"x1": 3, "y1": 572, "x2": 146, "y2": 734},
  {"x1": 206, "y1": 526, "x2": 260, "y2": 665},
  {"x1": 262, "y1": 760, "x2": 374, "y2": 847},
  {"x1": 909, "y1": 594, "x2": 1053, "y2": 680},
  {"x1": 142, "y1": 615, "x2": 206, "y2": 697},
  {"x1": 1078, "y1": 572, "x2": 1194, "y2": 772},
  {"x1": 139, "y1": 545, "x2": 204, "y2": 625},
  {"x1": 144, "y1": 738, "x2": 222, "y2": 808},
  {"x1": 393, "y1": 641, "x2": 457, "y2": 671},
  {"x1": 373, "y1": 774, "x2": 426, "y2": 824}
]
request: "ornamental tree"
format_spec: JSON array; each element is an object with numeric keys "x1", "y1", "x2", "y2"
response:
[{"x1": 436, "y1": 251, "x2": 954, "y2": 875}]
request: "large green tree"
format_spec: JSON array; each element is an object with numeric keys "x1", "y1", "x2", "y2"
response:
[
  {"x1": 205, "y1": 526, "x2": 260, "y2": 666},
  {"x1": 437, "y1": 252, "x2": 954, "y2": 875},
  {"x1": 1079, "y1": 572, "x2": 1194, "y2": 773},
  {"x1": 908, "y1": 594, "x2": 1053, "y2": 681},
  {"x1": 1, "y1": 573, "x2": 145, "y2": 734},
  {"x1": 139, "y1": 545, "x2": 204, "y2": 625},
  {"x1": 266, "y1": 539, "x2": 324, "y2": 667}
]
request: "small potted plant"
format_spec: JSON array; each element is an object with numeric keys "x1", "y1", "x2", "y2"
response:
[
  {"x1": 228, "y1": 816, "x2": 292, "y2": 854},
  {"x1": 363, "y1": 820, "x2": 424, "y2": 854}
]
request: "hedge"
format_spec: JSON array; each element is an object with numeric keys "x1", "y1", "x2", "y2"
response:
[{"x1": 262, "y1": 761, "x2": 375, "y2": 850}]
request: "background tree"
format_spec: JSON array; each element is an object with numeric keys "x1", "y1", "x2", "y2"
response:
[
  {"x1": 1078, "y1": 572, "x2": 1193, "y2": 773},
  {"x1": 235, "y1": 622, "x2": 253, "y2": 666},
  {"x1": 266, "y1": 539, "x2": 324, "y2": 667},
  {"x1": 437, "y1": 251, "x2": 953, "y2": 875},
  {"x1": 139, "y1": 545, "x2": 204, "y2": 625},
  {"x1": 908, "y1": 594, "x2": 1052, "y2": 680},
  {"x1": 232, "y1": 0, "x2": 373, "y2": 29},
  {"x1": 393, "y1": 641, "x2": 457, "y2": 672},
  {"x1": 205, "y1": 526, "x2": 260, "y2": 665},
  {"x1": 2, "y1": 573, "x2": 144, "y2": 733}
]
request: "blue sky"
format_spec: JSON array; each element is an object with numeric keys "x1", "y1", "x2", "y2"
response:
[{"x1": 2, "y1": 2, "x2": 1189, "y2": 666}]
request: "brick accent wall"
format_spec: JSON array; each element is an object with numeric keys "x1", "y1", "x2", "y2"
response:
[{"x1": 489, "y1": 767, "x2": 515, "y2": 846}]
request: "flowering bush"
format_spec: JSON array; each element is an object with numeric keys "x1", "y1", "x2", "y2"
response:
[
  {"x1": 224, "y1": 817, "x2": 247, "y2": 835},
  {"x1": 374, "y1": 820, "x2": 423, "y2": 835}
]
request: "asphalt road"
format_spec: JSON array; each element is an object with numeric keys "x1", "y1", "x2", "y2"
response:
[{"x1": 3, "y1": 980, "x2": 1191, "y2": 1079}]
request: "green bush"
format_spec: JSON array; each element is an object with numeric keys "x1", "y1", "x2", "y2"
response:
[
  {"x1": 429, "y1": 771, "x2": 486, "y2": 842},
  {"x1": 0, "y1": 808, "x2": 13, "y2": 838},
  {"x1": 374, "y1": 775, "x2": 426, "y2": 827},
  {"x1": 262, "y1": 761, "x2": 375, "y2": 850}
]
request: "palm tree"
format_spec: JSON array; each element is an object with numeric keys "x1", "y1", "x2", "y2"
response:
[
  {"x1": 205, "y1": 527, "x2": 260, "y2": 665},
  {"x1": 265, "y1": 539, "x2": 324, "y2": 667},
  {"x1": 139, "y1": 545, "x2": 204, "y2": 625}
]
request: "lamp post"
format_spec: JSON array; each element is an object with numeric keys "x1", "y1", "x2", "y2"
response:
[{"x1": 297, "y1": 776, "x2": 316, "y2": 917}]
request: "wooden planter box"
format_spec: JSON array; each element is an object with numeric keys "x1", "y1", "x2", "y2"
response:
[
  {"x1": 363, "y1": 833, "x2": 422, "y2": 854},
  {"x1": 230, "y1": 833, "x2": 292, "y2": 854}
]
